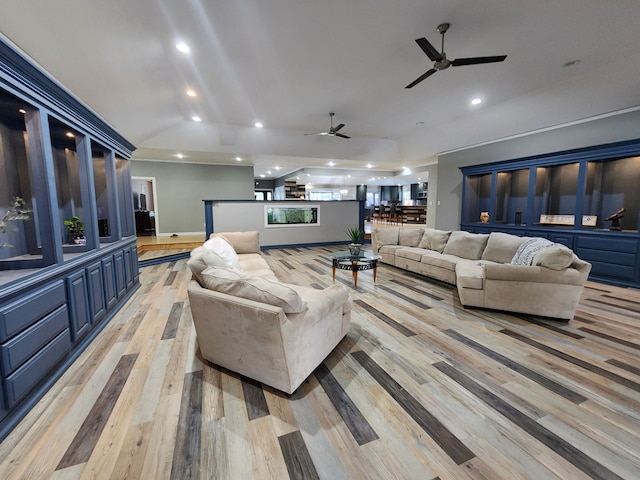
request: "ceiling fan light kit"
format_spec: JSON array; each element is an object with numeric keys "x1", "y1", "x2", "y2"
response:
[{"x1": 406, "y1": 22, "x2": 507, "y2": 88}]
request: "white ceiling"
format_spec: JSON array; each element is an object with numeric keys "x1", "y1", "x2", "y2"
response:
[{"x1": 2, "y1": 0, "x2": 640, "y2": 187}]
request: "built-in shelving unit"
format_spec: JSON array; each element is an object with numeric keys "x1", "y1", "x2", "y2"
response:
[
  {"x1": 0, "y1": 36, "x2": 138, "y2": 441},
  {"x1": 460, "y1": 139, "x2": 640, "y2": 287}
]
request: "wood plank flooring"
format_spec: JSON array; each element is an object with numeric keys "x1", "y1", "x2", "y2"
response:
[{"x1": 1, "y1": 245, "x2": 639, "y2": 479}]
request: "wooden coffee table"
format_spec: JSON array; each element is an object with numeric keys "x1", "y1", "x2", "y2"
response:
[{"x1": 330, "y1": 250, "x2": 381, "y2": 288}]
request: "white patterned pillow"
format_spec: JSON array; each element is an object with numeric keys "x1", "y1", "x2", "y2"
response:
[
  {"x1": 203, "y1": 236, "x2": 242, "y2": 271},
  {"x1": 511, "y1": 238, "x2": 553, "y2": 265}
]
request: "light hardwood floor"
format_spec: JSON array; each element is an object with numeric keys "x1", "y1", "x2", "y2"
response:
[{"x1": 1, "y1": 245, "x2": 639, "y2": 479}]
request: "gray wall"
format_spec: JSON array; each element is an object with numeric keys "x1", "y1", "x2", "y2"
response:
[
  {"x1": 434, "y1": 109, "x2": 640, "y2": 230},
  {"x1": 131, "y1": 160, "x2": 254, "y2": 234}
]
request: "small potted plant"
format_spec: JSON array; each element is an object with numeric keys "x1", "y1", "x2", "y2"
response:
[
  {"x1": 64, "y1": 215, "x2": 86, "y2": 244},
  {"x1": 346, "y1": 227, "x2": 364, "y2": 256}
]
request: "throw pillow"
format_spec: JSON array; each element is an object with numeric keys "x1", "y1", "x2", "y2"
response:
[
  {"x1": 532, "y1": 244, "x2": 575, "y2": 270},
  {"x1": 373, "y1": 227, "x2": 399, "y2": 247},
  {"x1": 481, "y1": 232, "x2": 527, "y2": 264},
  {"x1": 399, "y1": 228, "x2": 425, "y2": 247},
  {"x1": 199, "y1": 267, "x2": 308, "y2": 313},
  {"x1": 510, "y1": 237, "x2": 553, "y2": 265},
  {"x1": 210, "y1": 231, "x2": 260, "y2": 254},
  {"x1": 442, "y1": 231, "x2": 489, "y2": 260},
  {"x1": 418, "y1": 229, "x2": 452, "y2": 253},
  {"x1": 188, "y1": 246, "x2": 229, "y2": 279},
  {"x1": 203, "y1": 236, "x2": 242, "y2": 271}
]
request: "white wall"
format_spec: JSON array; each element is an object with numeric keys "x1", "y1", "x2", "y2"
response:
[{"x1": 211, "y1": 201, "x2": 360, "y2": 247}]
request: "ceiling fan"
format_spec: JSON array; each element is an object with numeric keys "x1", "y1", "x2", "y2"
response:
[
  {"x1": 406, "y1": 23, "x2": 507, "y2": 88},
  {"x1": 305, "y1": 112, "x2": 350, "y2": 139}
]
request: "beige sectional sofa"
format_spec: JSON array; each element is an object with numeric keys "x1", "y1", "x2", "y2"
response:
[
  {"x1": 372, "y1": 227, "x2": 592, "y2": 320},
  {"x1": 187, "y1": 231, "x2": 352, "y2": 394}
]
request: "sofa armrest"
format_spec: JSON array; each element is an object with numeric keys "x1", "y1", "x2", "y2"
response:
[
  {"x1": 483, "y1": 262, "x2": 586, "y2": 286},
  {"x1": 287, "y1": 284, "x2": 351, "y2": 321}
]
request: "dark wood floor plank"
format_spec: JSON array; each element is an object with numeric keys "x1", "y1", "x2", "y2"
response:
[
  {"x1": 578, "y1": 326, "x2": 640, "y2": 351},
  {"x1": 161, "y1": 301, "x2": 184, "y2": 340},
  {"x1": 351, "y1": 350, "x2": 475, "y2": 465},
  {"x1": 278, "y1": 430, "x2": 320, "y2": 480},
  {"x1": 163, "y1": 270, "x2": 178, "y2": 286},
  {"x1": 241, "y1": 376, "x2": 270, "y2": 421},
  {"x1": 354, "y1": 299, "x2": 417, "y2": 337},
  {"x1": 433, "y1": 361, "x2": 624, "y2": 480},
  {"x1": 56, "y1": 353, "x2": 139, "y2": 469},
  {"x1": 391, "y1": 278, "x2": 445, "y2": 301},
  {"x1": 443, "y1": 329, "x2": 587, "y2": 404},
  {"x1": 501, "y1": 329, "x2": 640, "y2": 393},
  {"x1": 606, "y1": 358, "x2": 640, "y2": 377},
  {"x1": 376, "y1": 284, "x2": 434, "y2": 309},
  {"x1": 314, "y1": 362, "x2": 378, "y2": 446},
  {"x1": 170, "y1": 370, "x2": 203, "y2": 480}
]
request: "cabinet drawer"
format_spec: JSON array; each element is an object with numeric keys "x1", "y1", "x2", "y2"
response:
[
  {"x1": 3, "y1": 329, "x2": 72, "y2": 409},
  {"x1": 0, "y1": 281, "x2": 66, "y2": 341},
  {"x1": 1, "y1": 305, "x2": 69, "y2": 376}
]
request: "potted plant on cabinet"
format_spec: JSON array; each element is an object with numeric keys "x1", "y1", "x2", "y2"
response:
[
  {"x1": 346, "y1": 227, "x2": 364, "y2": 256},
  {"x1": 64, "y1": 215, "x2": 86, "y2": 245}
]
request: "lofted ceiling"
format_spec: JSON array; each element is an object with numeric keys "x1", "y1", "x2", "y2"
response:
[{"x1": 1, "y1": 0, "x2": 640, "y2": 187}]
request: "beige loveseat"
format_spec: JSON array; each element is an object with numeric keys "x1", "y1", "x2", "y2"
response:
[
  {"x1": 372, "y1": 227, "x2": 591, "y2": 320},
  {"x1": 187, "y1": 231, "x2": 352, "y2": 394}
]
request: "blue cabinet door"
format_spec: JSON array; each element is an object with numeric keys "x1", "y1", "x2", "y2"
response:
[{"x1": 66, "y1": 270, "x2": 91, "y2": 341}]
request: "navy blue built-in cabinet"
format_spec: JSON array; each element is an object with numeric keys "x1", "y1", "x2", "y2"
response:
[
  {"x1": 0, "y1": 36, "x2": 139, "y2": 441},
  {"x1": 460, "y1": 140, "x2": 640, "y2": 287}
]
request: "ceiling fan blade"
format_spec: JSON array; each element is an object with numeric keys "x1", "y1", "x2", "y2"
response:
[
  {"x1": 451, "y1": 55, "x2": 507, "y2": 66},
  {"x1": 304, "y1": 131, "x2": 328, "y2": 136},
  {"x1": 332, "y1": 123, "x2": 345, "y2": 133},
  {"x1": 335, "y1": 133, "x2": 350, "y2": 139},
  {"x1": 405, "y1": 68, "x2": 437, "y2": 88},
  {"x1": 415, "y1": 37, "x2": 442, "y2": 62}
]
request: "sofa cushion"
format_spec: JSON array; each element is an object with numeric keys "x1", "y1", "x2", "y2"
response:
[
  {"x1": 374, "y1": 227, "x2": 399, "y2": 247},
  {"x1": 399, "y1": 228, "x2": 425, "y2": 247},
  {"x1": 418, "y1": 229, "x2": 452, "y2": 253},
  {"x1": 443, "y1": 231, "x2": 489, "y2": 260},
  {"x1": 532, "y1": 244, "x2": 575, "y2": 270},
  {"x1": 203, "y1": 236, "x2": 242, "y2": 271},
  {"x1": 481, "y1": 232, "x2": 527, "y2": 264},
  {"x1": 210, "y1": 231, "x2": 260, "y2": 254},
  {"x1": 188, "y1": 246, "x2": 230, "y2": 280},
  {"x1": 199, "y1": 267, "x2": 308, "y2": 313},
  {"x1": 420, "y1": 253, "x2": 463, "y2": 271},
  {"x1": 511, "y1": 237, "x2": 553, "y2": 265},
  {"x1": 396, "y1": 247, "x2": 427, "y2": 262},
  {"x1": 456, "y1": 261, "x2": 485, "y2": 290}
]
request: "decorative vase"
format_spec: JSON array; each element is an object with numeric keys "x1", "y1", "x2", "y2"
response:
[
  {"x1": 73, "y1": 236, "x2": 86, "y2": 245},
  {"x1": 348, "y1": 243, "x2": 362, "y2": 256},
  {"x1": 480, "y1": 211, "x2": 490, "y2": 223}
]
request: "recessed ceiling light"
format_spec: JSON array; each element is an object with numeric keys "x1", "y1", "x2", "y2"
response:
[
  {"x1": 260, "y1": 174, "x2": 265, "y2": 178},
  {"x1": 254, "y1": 122, "x2": 263, "y2": 128},
  {"x1": 175, "y1": 153, "x2": 184, "y2": 159},
  {"x1": 192, "y1": 115, "x2": 201, "y2": 122},
  {"x1": 18, "y1": 108, "x2": 26, "y2": 114},
  {"x1": 328, "y1": 161, "x2": 335, "y2": 167},
  {"x1": 235, "y1": 156, "x2": 242, "y2": 161},
  {"x1": 471, "y1": 98, "x2": 482, "y2": 105},
  {"x1": 186, "y1": 89, "x2": 197, "y2": 97},
  {"x1": 176, "y1": 42, "x2": 191, "y2": 54},
  {"x1": 267, "y1": 170, "x2": 272, "y2": 174},
  {"x1": 367, "y1": 164, "x2": 373, "y2": 168},
  {"x1": 65, "y1": 132, "x2": 75, "y2": 138}
]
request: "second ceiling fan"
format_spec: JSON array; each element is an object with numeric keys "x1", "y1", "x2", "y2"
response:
[{"x1": 406, "y1": 23, "x2": 507, "y2": 88}]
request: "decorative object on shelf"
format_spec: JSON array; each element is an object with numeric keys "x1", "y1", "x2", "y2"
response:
[
  {"x1": 605, "y1": 207, "x2": 625, "y2": 231},
  {"x1": 514, "y1": 209, "x2": 522, "y2": 225},
  {"x1": 480, "y1": 211, "x2": 489, "y2": 223},
  {"x1": 346, "y1": 227, "x2": 364, "y2": 256},
  {"x1": 0, "y1": 196, "x2": 32, "y2": 248},
  {"x1": 64, "y1": 215, "x2": 86, "y2": 244}
]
